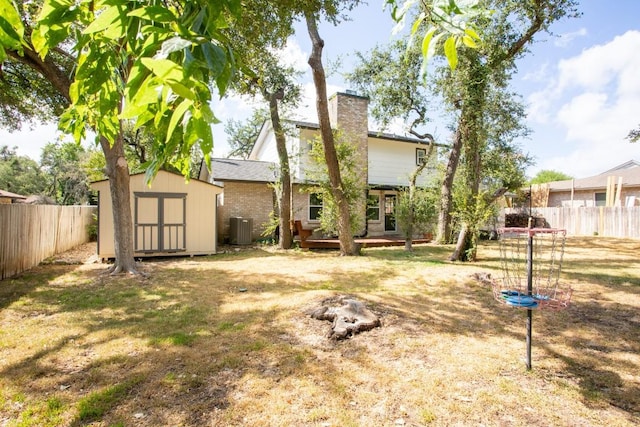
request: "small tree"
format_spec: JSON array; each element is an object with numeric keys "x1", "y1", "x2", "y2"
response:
[
  {"x1": 396, "y1": 186, "x2": 437, "y2": 251},
  {"x1": 304, "y1": 133, "x2": 365, "y2": 238}
]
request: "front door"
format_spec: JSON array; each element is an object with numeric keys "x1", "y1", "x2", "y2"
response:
[{"x1": 384, "y1": 195, "x2": 396, "y2": 232}]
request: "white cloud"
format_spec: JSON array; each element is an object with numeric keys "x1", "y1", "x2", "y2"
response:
[
  {"x1": 522, "y1": 62, "x2": 549, "y2": 82},
  {"x1": 274, "y1": 38, "x2": 310, "y2": 73},
  {"x1": 553, "y1": 27, "x2": 587, "y2": 48},
  {"x1": 526, "y1": 30, "x2": 640, "y2": 177}
]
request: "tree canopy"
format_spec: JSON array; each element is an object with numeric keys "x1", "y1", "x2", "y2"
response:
[
  {"x1": 530, "y1": 169, "x2": 573, "y2": 184},
  {"x1": 0, "y1": 145, "x2": 48, "y2": 196}
]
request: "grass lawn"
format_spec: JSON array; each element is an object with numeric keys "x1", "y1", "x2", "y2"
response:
[{"x1": 0, "y1": 237, "x2": 638, "y2": 426}]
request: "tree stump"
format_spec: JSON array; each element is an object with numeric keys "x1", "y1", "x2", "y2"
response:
[{"x1": 309, "y1": 296, "x2": 381, "y2": 340}]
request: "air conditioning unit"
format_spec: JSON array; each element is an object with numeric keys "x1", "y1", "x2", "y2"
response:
[{"x1": 229, "y1": 217, "x2": 252, "y2": 245}]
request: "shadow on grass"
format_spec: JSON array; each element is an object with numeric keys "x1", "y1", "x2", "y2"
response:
[
  {"x1": 1, "y1": 238, "x2": 639, "y2": 425},
  {"x1": 0, "y1": 265, "x2": 78, "y2": 310}
]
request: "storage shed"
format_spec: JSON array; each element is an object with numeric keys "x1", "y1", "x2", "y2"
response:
[{"x1": 91, "y1": 170, "x2": 222, "y2": 259}]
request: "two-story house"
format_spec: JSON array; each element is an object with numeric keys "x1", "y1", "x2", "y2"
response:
[{"x1": 200, "y1": 91, "x2": 439, "y2": 243}]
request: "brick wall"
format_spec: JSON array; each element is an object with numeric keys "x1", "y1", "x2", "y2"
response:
[{"x1": 218, "y1": 181, "x2": 274, "y2": 242}]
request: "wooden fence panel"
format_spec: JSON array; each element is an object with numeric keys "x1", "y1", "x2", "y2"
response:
[
  {"x1": 0, "y1": 205, "x2": 96, "y2": 280},
  {"x1": 504, "y1": 207, "x2": 640, "y2": 239}
]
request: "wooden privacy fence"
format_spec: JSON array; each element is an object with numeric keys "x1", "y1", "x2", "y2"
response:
[
  {"x1": 0, "y1": 205, "x2": 96, "y2": 280},
  {"x1": 503, "y1": 207, "x2": 640, "y2": 239}
]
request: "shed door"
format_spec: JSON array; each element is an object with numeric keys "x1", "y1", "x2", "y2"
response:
[{"x1": 135, "y1": 193, "x2": 186, "y2": 253}]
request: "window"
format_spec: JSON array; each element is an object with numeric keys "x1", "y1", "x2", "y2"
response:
[
  {"x1": 309, "y1": 193, "x2": 323, "y2": 221},
  {"x1": 595, "y1": 192, "x2": 606, "y2": 207},
  {"x1": 416, "y1": 148, "x2": 427, "y2": 166},
  {"x1": 367, "y1": 194, "x2": 380, "y2": 221}
]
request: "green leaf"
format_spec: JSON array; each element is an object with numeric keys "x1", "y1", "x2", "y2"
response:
[
  {"x1": 410, "y1": 12, "x2": 425, "y2": 36},
  {"x1": 444, "y1": 36, "x2": 458, "y2": 70},
  {"x1": 141, "y1": 57, "x2": 182, "y2": 81},
  {"x1": 420, "y1": 27, "x2": 437, "y2": 60},
  {"x1": 465, "y1": 27, "x2": 481, "y2": 41},
  {"x1": 0, "y1": 0, "x2": 24, "y2": 52},
  {"x1": 127, "y1": 5, "x2": 176, "y2": 22},
  {"x1": 32, "y1": 0, "x2": 77, "y2": 58},
  {"x1": 166, "y1": 99, "x2": 193, "y2": 143},
  {"x1": 83, "y1": 5, "x2": 121, "y2": 35},
  {"x1": 158, "y1": 36, "x2": 192, "y2": 59},
  {"x1": 462, "y1": 34, "x2": 477, "y2": 48},
  {"x1": 200, "y1": 42, "x2": 227, "y2": 77}
]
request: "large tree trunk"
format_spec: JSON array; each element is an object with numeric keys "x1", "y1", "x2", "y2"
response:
[
  {"x1": 100, "y1": 133, "x2": 138, "y2": 274},
  {"x1": 436, "y1": 125, "x2": 462, "y2": 244},
  {"x1": 9, "y1": 37, "x2": 139, "y2": 274},
  {"x1": 449, "y1": 223, "x2": 476, "y2": 262},
  {"x1": 269, "y1": 90, "x2": 293, "y2": 249},
  {"x1": 305, "y1": 14, "x2": 358, "y2": 256}
]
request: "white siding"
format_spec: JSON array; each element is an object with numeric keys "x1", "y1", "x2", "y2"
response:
[
  {"x1": 250, "y1": 130, "x2": 279, "y2": 162},
  {"x1": 368, "y1": 137, "x2": 433, "y2": 187}
]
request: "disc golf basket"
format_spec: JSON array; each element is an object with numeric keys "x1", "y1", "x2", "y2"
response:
[{"x1": 492, "y1": 226, "x2": 573, "y2": 370}]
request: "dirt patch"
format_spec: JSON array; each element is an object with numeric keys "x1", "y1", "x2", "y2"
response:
[{"x1": 41, "y1": 242, "x2": 99, "y2": 265}]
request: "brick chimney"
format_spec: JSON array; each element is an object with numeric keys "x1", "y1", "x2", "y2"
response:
[{"x1": 328, "y1": 91, "x2": 369, "y2": 234}]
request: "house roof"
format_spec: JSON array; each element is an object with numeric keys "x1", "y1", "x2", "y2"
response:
[
  {"x1": 0, "y1": 189, "x2": 27, "y2": 200},
  {"x1": 547, "y1": 160, "x2": 640, "y2": 191},
  {"x1": 209, "y1": 158, "x2": 277, "y2": 183},
  {"x1": 600, "y1": 159, "x2": 640, "y2": 174},
  {"x1": 293, "y1": 120, "x2": 443, "y2": 146}
]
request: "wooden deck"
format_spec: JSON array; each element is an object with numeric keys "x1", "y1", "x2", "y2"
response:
[{"x1": 299, "y1": 235, "x2": 432, "y2": 250}]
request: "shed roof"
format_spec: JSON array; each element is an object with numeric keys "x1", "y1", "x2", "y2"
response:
[
  {"x1": 0, "y1": 189, "x2": 27, "y2": 200},
  {"x1": 91, "y1": 169, "x2": 222, "y2": 187}
]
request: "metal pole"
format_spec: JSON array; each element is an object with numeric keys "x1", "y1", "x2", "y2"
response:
[{"x1": 526, "y1": 221, "x2": 534, "y2": 371}]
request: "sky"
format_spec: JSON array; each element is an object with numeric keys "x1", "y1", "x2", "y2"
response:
[{"x1": 3, "y1": 0, "x2": 639, "y2": 179}]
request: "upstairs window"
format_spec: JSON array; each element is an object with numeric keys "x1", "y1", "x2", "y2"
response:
[{"x1": 416, "y1": 148, "x2": 427, "y2": 166}]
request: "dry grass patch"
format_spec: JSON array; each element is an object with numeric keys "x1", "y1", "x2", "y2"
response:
[{"x1": 0, "y1": 237, "x2": 638, "y2": 426}]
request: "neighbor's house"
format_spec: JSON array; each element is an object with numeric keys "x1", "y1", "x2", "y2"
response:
[
  {"x1": 91, "y1": 170, "x2": 222, "y2": 259},
  {"x1": 530, "y1": 160, "x2": 640, "y2": 208},
  {"x1": 200, "y1": 92, "x2": 440, "y2": 243},
  {"x1": 0, "y1": 189, "x2": 27, "y2": 204}
]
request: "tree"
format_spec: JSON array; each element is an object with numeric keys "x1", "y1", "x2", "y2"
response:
[
  {"x1": 0, "y1": 145, "x2": 48, "y2": 196},
  {"x1": 347, "y1": 40, "x2": 432, "y2": 138},
  {"x1": 40, "y1": 141, "x2": 92, "y2": 205},
  {"x1": 530, "y1": 170, "x2": 572, "y2": 184},
  {"x1": 2, "y1": 0, "x2": 238, "y2": 274},
  {"x1": 225, "y1": 109, "x2": 269, "y2": 159},
  {"x1": 416, "y1": 0, "x2": 579, "y2": 261},
  {"x1": 305, "y1": 8, "x2": 362, "y2": 256},
  {"x1": 626, "y1": 126, "x2": 639, "y2": 143},
  {"x1": 0, "y1": 0, "x2": 74, "y2": 132},
  {"x1": 231, "y1": 51, "x2": 302, "y2": 249},
  {"x1": 304, "y1": 131, "x2": 366, "y2": 238},
  {"x1": 396, "y1": 184, "x2": 437, "y2": 252}
]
